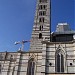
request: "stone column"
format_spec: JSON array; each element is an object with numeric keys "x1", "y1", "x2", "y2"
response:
[{"x1": 41, "y1": 43, "x2": 47, "y2": 75}]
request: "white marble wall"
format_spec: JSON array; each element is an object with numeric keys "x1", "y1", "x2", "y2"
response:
[{"x1": 45, "y1": 41, "x2": 75, "y2": 74}]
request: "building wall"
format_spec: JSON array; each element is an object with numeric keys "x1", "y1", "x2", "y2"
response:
[
  {"x1": 43, "y1": 41, "x2": 75, "y2": 74},
  {"x1": 0, "y1": 41, "x2": 75, "y2": 75},
  {"x1": 0, "y1": 51, "x2": 42, "y2": 75}
]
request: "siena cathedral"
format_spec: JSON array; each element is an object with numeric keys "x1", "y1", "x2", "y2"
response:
[{"x1": 0, "y1": 0, "x2": 75, "y2": 75}]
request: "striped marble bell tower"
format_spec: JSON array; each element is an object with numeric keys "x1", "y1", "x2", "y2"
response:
[{"x1": 30, "y1": 0, "x2": 51, "y2": 51}]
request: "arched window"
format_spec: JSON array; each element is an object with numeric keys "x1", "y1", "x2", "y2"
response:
[
  {"x1": 55, "y1": 50, "x2": 64, "y2": 73},
  {"x1": 39, "y1": 33, "x2": 42, "y2": 39},
  {"x1": 27, "y1": 58, "x2": 35, "y2": 75}
]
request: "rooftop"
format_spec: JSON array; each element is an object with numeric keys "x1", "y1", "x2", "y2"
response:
[{"x1": 53, "y1": 23, "x2": 75, "y2": 35}]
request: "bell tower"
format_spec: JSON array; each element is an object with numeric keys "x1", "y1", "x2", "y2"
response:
[{"x1": 30, "y1": 0, "x2": 51, "y2": 51}]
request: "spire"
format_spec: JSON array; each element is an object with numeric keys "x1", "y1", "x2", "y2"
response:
[{"x1": 30, "y1": 0, "x2": 51, "y2": 51}]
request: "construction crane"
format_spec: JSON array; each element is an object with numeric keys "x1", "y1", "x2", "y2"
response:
[{"x1": 14, "y1": 40, "x2": 30, "y2": 51}]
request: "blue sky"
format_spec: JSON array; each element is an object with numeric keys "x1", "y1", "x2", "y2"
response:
[{"x1": 0, "y1": 0, "x2": 75, "y2": 52}]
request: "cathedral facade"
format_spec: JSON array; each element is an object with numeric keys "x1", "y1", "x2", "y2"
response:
[{"x1": 0, "y1": 0, "x2": 75, "y2": 75}]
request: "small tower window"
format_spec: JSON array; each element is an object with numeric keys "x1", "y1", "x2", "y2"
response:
[
  {"x1": 39, "y1": 17, "x2": 44, "y2": 23},
  {"x1": 39, "y1": 33, "x2": 42, "y2": 39},
  {"x1": 39, "y1": 11, "x2": 46, "y2": 16},
  {"x1": 42, "y1": 25, "x2": 43, "y2": 30},
  {"x1": 39, "y1": 5, "x2": 42, "y2": 10},
  {"x1": 39, "y1": 25, "x2": 43, "y2": 31},
  {"x1": 44, "y1": 5, "x2": 46, "y2": 9},
  {"x1": 39, "y1": 26, "x2": 41, "y2": 30},
  {"x1": 0, "y1": 64, "x2": 1, "y2": 73},
  {"x1": 39, "y1": 5, "x2": 47, "y2": 10},
  {"x1": 39, "y1": 11, "x2": 42, "y2": 16},
  {"x1": 39, "y1": 0, "x2": 47, "y2": 3},
  {"x1": 43, "y1": 11, "x2": 46, "y2": 15}
]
